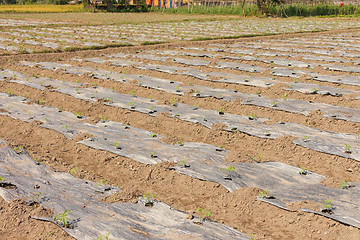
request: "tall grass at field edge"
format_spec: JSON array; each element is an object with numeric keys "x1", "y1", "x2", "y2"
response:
[{"x1": 152, "y1": 3, "x2": 360, "y2": 17}]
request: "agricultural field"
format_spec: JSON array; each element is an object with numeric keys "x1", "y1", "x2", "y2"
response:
[
  {"x1": 0, "y1": 12, "x2": 360, "y2": 240},
  {"x1": 1, "y1": 14, "x2": 360, "y2": 55}
]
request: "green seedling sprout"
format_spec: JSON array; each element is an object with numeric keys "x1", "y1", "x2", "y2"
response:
[
  {"x1": 170, "y1": 98, "x2": 177, "y2": 106},
  {"x1": 264, "y1": 130, "x2": 270, "y2": 136},
  {"x1": 97, "y1": 231, "x2": 112, "y2": 240},
  {"x1": 150, "y1": 133, "x2": 157, "y2": 138},
  {"x1": 298, "y1": 167, "x2": 309, "y2": 175},
  {"x1": 282, "y1": 94, "x2": 287, "y2": 100},
  {"x1": 344, "y1": 144, "x2": 351, "y2": 153},
  {"x1": 340, "y1": 180, "x2": 353, "y2": 190},
  {"x1": 248, "y1": 113, "x2": 257, "y2": 120},
  {"x1": 176, "y1": 139, "x2": 184, "y2": 146},
  {"x1": 142, "y1": 192, "x2": 156, "y2": 207},
  {"x1": 129, "y1": 90, "x2": 136, "y2": 96},
  {"x1": 178, "y1": 158, "x2": 190, "y2": 168},
  {"x1": 99, "y1": 116, "x2": 108, "y2": 122},
  {"x1": 303, "y1": 135, "x2": 309, "y2": 142},
  {"x1": 217, "y1": 108, "x2": 224, "y2": 115},
  {"x1": 70, "y1": 166, "x2": 78, "y2": 175},
  {"x1": 58, "y1": 107, "x2": 63, "y2": 112},
  {"x1": 6, "y1": 89, "x2": 13, "y2": 96},
  {"x1": 54, "y1": 210, "x2": 72, "y2": 227},
  {"x1": 258, "y1": 189, "x2": 275, "y2": 199},
  {"x1": 112, "y1": 141, "x2": 121, "y2": 149},
  {"x1": 150, "y1": 152, "x2": 157, "y2": 158},
  {"x1": 32, "y1": 192, "x2": 43, "y2": 203},
  {"x1": 321, "y1": 199, "x2": 333, "y2": 213},
  {"x1": 271, "y1": 101, "x2": 278, "y2": 107},
  {"x1": 194, "y1": 207, "x2": 211, "y2": 224},
  {"x1": 97, "y1": 179, "x2": 108, "y2": 186},
  {"x1": 75, "y1": 112, "x2": 82, "y2": 118},
  {"x1": 128, "y1": 102, "x2": 135, "y2": 109}
]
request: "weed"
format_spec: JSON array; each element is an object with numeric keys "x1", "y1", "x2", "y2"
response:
[
  {"x1": 54, "y1": 210, "x2": 72, "y2": 227},
  {"x1": 142, "y1": 192, "x2": 156, "y2": 207}
]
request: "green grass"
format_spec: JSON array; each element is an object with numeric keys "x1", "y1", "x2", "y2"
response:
[{"x1": 151, "y1": 3, "x2": 360, "y2": 17}]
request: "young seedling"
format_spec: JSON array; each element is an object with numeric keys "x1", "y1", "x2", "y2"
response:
[
  {"x1": 282, "y1": 94, "x2": 287, "y2": 100},
  {"x1": 105, "y1": 97, "x2": 113, "y2": 103},
  {"x1": 129, "y1": 90, "x2": 136, "y2": 96},
  {"x1": 150, "y1": 133, "x2": 157, "y2": 138},
  {"x1": 57, "y1": 107, "x2": 63, "y2": 112},
  {"x1": 99, "y1": 116, "x2": 108, "y2": 122},
  {"x1": 321, "y1": 199, "x2": 334, "y2": 214},
  {"x1": 298, "y1": 167, "x2": 309, "y2": 175},
  {"x1": 248, "y1": 113, "x2": 257, "y2": 120},
  {"x1": 194, "y1": 207, "x2": 211, "y2": 224},
  {"x1": 178, "y1": 158, "x2": 190, "y2": 168},
  {"x1": 215, "y1": 145, "x2": 224, "y2": 152},
  {"x1": 150, "y1": 152, "x2": 157, "y2": 158},
  {"x1": 170, "y1": 98, "x2": 177, "y2": 106},
  {"x1": 63, "y1": 124, "x2": 70, "y2": 132},
  {"x1": 176, "y1": 139, "x2": 184, "y2": 146},
  {"x1": 33, "y1": 158, "x2": 40, "y2": 165},
  {"x1": 54, "y1": 210, "x2": 72, "y2": 228},
  {"x1": 340, "y1": 180, "x2": 354, "y2": 189},
  {"x1": 70, "y1": 166, "x2": 78, "y2": 175},
  {"x1": 221, "y1": 166, "x2": 235, "y2": 180},
  {"x1": 75, "y1": 112, "x2": 82, "y2": 119},
  {"x1": 217, "y1": 108, "x2": 224, "y2": 115},
  {"x1": 128, "y1": 102, "x2": 135, "y2": 109},
  {"x1": 13, "y1": 146, "x2": 22, "y2": 153},
  {"x1": 344, "y1": 144, "x2": 352, "y2": 154},
  {"x1": 148, "y1": 105, "x2": 156, "y2": 114},
  {"x1": 142, "y1": 192, "x2": 156, "y2": 207},
  {"x1": 97, "y1": 179, "x2": 108, "y2": 186},
  {"x1": 271, "y1": 101, "x2": 278, "y2": 107},
  {"x1": 32, "y1": 192, "x2": 43, "y2": 203},
  {"x1": 148, "y1": 94, "x2": 154, "y2": 102},
  {"x1": 258, "y1": 189, "x2": 275, "y2": 199},
  {"x1": 112, "y1": 141, "x2": 121, "y2": 150},
  {"x1": 303, "y1": 135, "x2": 309, "y2": 142},
  {"x1": 263, "y1": 130, "x2": 271, "y2": 136},
  {"x1": 6, "y1": 89, "x2": 13, "y2": 96},
  {"x1": 97, "y1": 231, "x2": 112, "y2": 240}
]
